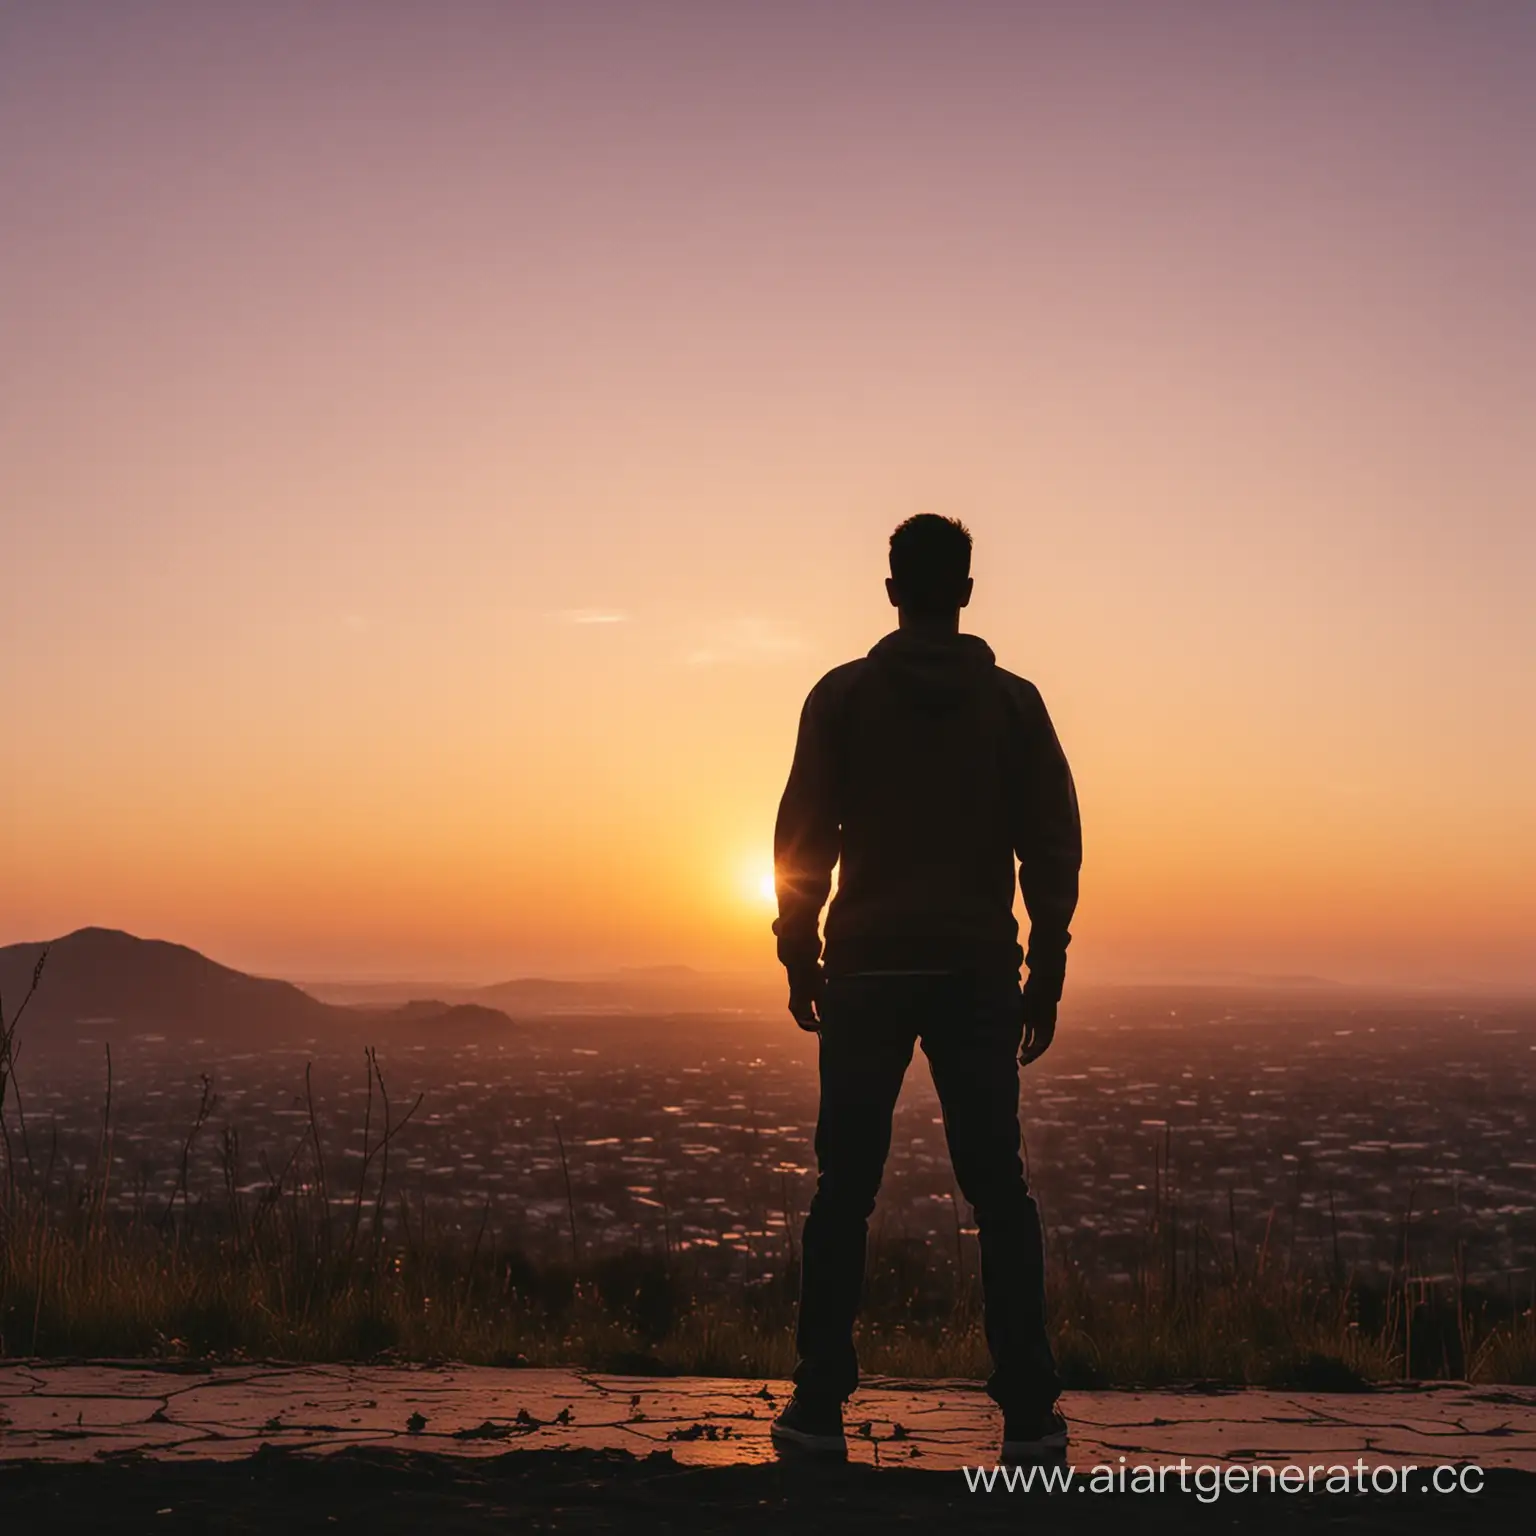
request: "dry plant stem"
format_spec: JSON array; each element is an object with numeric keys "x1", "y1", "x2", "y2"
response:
[
  {"x1": 219, "y1": 1124, "x2": 243, "y2": 1256},
  {"x1": 372, "y1": 1049, "x2": 390, "y2": 1251},
  {"x1": 0, "y1": 949, "x2": 48, "y2": 1189},
  {"x1": 90, "y1": 1044, "x2": 116, "y2": 1243},
  {"x1": 370, "y1": 1052, "x2": 427, "y2": 1254},
  {"x1": 345, "y1": 1050, "x2": 422, "y2": 1257},
  {"x1": 554, "y1": 1118, "x2": 580, "y2": 1266},
  {"x1": 305, "y1": 1063, "x2": 330, "y2": 1255},
  {"x1": 160, "y1": 1075, "x2": 215, "y2": 1234},
  {"x1": 348, "y1": 1048, "x2": 374, "y2": 1263},
  {"x1": 659, "y1": 1166, "x2": 672, "y2": 1260},
  {"x1": 464, "y1": 1197, "x2": 492, "y2": 1305}
]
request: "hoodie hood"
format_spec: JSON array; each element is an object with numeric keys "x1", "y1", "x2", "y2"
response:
[{"x1": 866, "y1": 629, "x2": 996, "y2": 712}]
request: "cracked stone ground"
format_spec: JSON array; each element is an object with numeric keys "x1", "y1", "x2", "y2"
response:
[{"x1": 2, "y1": 1366, "x2": 1533, "y2": 1531}]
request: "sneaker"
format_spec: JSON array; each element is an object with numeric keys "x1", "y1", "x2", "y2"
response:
[
  {"x1": 1000, "y1": 1405, "x2": 1068, "y2": 1463},
  {"x1": 770, "y1": 1393, "x2": 847, "y2": 1455}
]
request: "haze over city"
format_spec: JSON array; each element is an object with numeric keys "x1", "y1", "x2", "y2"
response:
[{"x1": 3, "y1": 2, "x2": 1532, "y2": 989}]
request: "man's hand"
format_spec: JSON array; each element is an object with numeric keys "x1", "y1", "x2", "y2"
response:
[
  {"x1": 1018, "y1": 979, "x2": 1058, "y2": 1066},
  {"x1": 786, "y1": 961, "x2": 825, "y2": 1032}
]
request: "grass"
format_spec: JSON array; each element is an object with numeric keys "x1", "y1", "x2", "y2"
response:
[
  {"x1": 3, "y1": 953, "x2": 1534, "y2": 1384},
  {"x1": 4, "y1": 1186, "x2": 1533, "y2": 1385}
]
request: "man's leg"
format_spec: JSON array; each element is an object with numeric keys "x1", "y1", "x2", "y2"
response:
[
  {"x1": 793, "y1": 976, "x2": 915, "y2": 1404},
  {"x1": 922, "y1": 977, "x2": 1061, "y2": 1416}
]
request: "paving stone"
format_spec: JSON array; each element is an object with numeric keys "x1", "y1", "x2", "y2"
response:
[{"x1": 0, "y1": 1364, "x2": 1531, "y2": 1472}]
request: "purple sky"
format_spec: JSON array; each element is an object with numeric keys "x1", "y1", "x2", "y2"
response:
[{"x1": 3, "y1": 3, "x2": 1533, "y2": 984}]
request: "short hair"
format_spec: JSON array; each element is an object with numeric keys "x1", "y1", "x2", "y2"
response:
[{"x1": 888, "y1": 514, "x2": 973, "y2": 616}]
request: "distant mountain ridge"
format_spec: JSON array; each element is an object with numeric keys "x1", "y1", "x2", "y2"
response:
[
  {"x1": 309, "y1": 966, "x2": 782, "y2": 1015},
  {"x1": 0, "y1": 928, "x2": 519, "y2": 1042}
]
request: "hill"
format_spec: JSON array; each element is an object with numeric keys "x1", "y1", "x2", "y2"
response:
[{"x1": 0, "y1": 929, "x2": 517, "y2": 1043}]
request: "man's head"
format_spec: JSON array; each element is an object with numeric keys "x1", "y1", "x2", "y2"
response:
[{"x1": 886, "y1": 514, "x2": 974, "y2": 622}]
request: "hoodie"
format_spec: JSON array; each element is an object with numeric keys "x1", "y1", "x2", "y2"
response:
[{"x1": 772, "y1": 629, "x2": 1081, "y2": 996}]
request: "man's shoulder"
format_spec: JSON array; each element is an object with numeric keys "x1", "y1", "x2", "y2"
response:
[
  {"x1": 991, "y1": 663, "x2": 1047, "y2": 713},
  {"x1": 804, "y1": 657, "x2": 873, "y2": 706}
]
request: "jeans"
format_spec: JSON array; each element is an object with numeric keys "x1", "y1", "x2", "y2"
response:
[{"x1": 793, "y1": 971, "x2": 1061, "y2": 1415}]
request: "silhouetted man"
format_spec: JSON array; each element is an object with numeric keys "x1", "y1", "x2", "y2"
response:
[{"x1": 769, "y1": 514, "x2": 1081, "y2": 1463}]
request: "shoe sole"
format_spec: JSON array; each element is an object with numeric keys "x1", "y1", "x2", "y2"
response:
[
  {"x1": 770, "y1": 1422, "x2": 848, "y2": 1456},
  {"x1": 1000, "y1": 1429, "x2": 1069, "y2": 1462}
]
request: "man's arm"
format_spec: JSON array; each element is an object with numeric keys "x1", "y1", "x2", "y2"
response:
[
  {"x1": 1008, "y1": 680, "x2": 1082, "y2": 1057},
  {"x1": 772, "y1": 681, "x2": 841, "y2": 1024}
]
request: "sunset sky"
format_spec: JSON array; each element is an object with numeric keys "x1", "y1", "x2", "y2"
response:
[{"x1": 3, "y1": 2, "x2": 1533, "y2": 988}]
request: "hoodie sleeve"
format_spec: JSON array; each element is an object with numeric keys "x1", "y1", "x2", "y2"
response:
[
  {"x1": 1008, "y1": 680, "x2": 1082, "y2": 1001},
  {"x1": 772, "y1": 678, "x2": 842, "y2": 971}
]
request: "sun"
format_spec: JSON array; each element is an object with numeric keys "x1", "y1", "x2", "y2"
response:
[{"x1": 736, "y1": 855, "x2": 779, "y2": 908}]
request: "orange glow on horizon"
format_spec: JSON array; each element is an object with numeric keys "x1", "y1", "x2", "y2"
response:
[{"x1": 2, "y1": 7, "x2": 1533, "y2": 989}]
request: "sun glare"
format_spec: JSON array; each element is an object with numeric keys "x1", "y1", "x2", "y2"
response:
[{"x1": 758, "y1": 871, "x2": 777, "y2": 905}]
